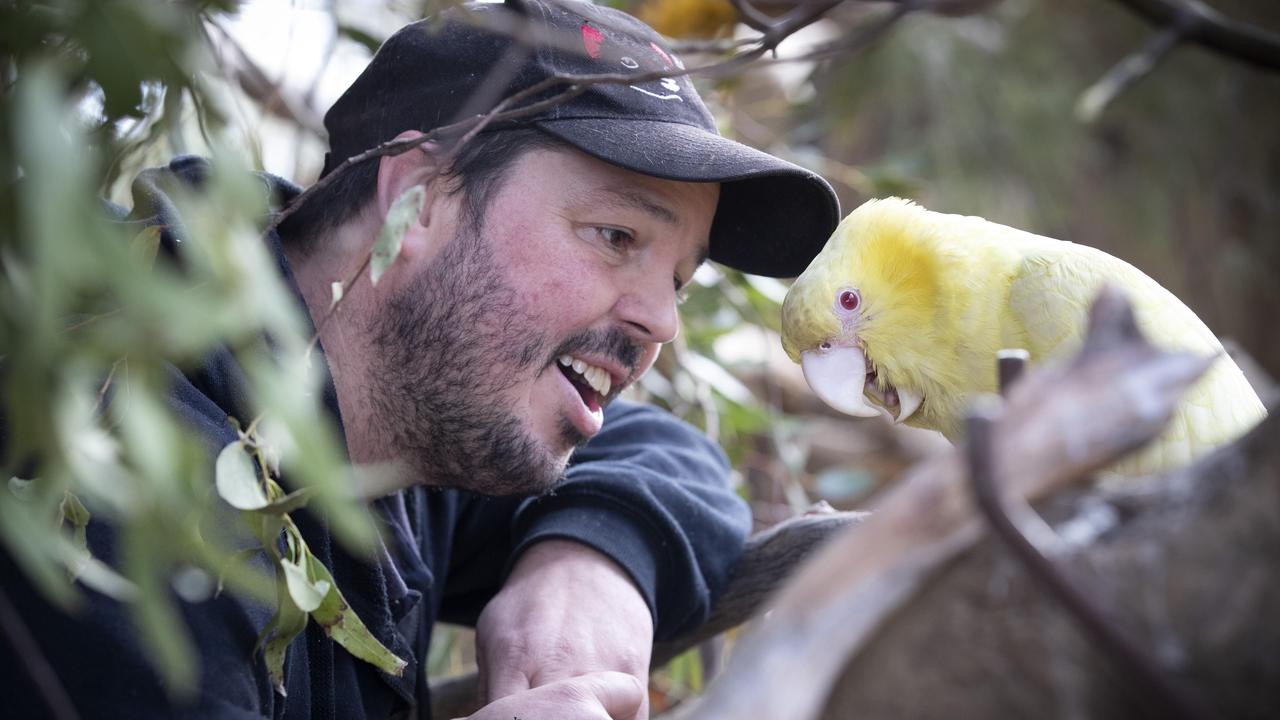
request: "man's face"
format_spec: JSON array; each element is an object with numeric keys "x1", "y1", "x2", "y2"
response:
[{"x1": 367, "y1": 147, "x2": 718, "y2": 495}]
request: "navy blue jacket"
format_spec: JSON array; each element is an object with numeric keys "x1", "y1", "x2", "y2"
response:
[{"x1": 0, "y1": 156, "x2": 751, "y2": 719}]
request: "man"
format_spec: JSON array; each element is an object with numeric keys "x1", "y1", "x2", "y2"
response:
[{"x1": 0, "y1": 0, "x2": 838, "y2": 718}]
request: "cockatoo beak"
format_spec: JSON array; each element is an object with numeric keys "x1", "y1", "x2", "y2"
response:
[
  {"x1": 894, "y1": 389, "x2": 923, "y2": 424},
  {"x1": 800, "y1": 346, "x2": 880, "y2": 418}
]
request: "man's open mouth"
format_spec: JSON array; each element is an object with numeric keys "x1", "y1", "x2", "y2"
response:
[{"x1": 555, "y1": 355, "x2": 614, "y2": 412}]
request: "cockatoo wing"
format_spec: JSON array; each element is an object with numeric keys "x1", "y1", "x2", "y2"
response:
[{"x1": 1007, "y1": 246, "x2": 1266, "y2": 478}]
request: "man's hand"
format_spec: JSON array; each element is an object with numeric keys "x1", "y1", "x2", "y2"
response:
[
  {"x1": 456, "y1": 671, "x2": 644, "y2": 720},
  {"x1": 474, "y1": 539, "x2": 654, "y2": 719}
]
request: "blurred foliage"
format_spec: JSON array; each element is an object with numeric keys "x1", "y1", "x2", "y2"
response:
[
  {"x1": 1, "y1": 0, "x2": 384, "y2": 699},
  {"x1": 637, "y1": 0, "x2": 738, "y2": 39},
  {"x1": 2, "y1": 0, "x2": 1277, "y2": 712}
]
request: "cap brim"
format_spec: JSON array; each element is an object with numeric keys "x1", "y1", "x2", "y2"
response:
[{"x1": 533, "y1": 118, "x2": 840, "y2": 278}]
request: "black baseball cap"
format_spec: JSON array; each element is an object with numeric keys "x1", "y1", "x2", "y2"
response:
[{"x1": 321, "y1": 0, "x2": 839, "y2": 278}]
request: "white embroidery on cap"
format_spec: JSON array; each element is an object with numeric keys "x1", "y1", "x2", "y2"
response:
[
  {"x1": 629, "y1": 85, "x2": 683, "y2": 101},
  {"x1": 620, "y1": 56, "x2": 639, "y2": 69}
]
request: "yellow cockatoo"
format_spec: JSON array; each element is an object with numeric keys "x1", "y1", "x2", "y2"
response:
[{"x1": 780, "y1": 197, "x2": 1267, "y2": 478}]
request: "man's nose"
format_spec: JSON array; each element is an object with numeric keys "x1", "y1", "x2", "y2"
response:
[{"x1": 615, "y1": 275, "x2": 680, "y2": 346}]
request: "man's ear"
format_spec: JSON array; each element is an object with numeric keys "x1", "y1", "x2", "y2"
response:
[{"x1": 374, "y1": 130, "x2": 446, "y2": 258}]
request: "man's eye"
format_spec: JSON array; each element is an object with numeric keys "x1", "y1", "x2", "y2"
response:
[{"x1": 597, "y1": 227, "x2": 635, "y2": 250}]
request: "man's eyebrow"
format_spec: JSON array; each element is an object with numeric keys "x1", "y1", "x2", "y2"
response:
[{"x1": 586, "y1": 186, "x2": 680, "y2": 226}]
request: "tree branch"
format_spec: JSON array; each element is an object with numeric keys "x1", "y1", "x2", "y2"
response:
[
  {"x1": 972, "y1": 356, "x2": 1214, "y2": 720},
  {"x1": 1076, "y1": 25, "x2": 1182, "y2": 123},
  {"x1": 728, "y1": 0, "x2": 778, "y2": 33},
  {"x1": 1109, "y1": 0, "x2": 1280, "y2": 71}
]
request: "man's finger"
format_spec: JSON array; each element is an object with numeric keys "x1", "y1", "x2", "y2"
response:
[
  {"x1": 465, "y1": 671, "x2": 645, "y2": 720},
  {"x1": 481, "y1": 664, "x2": 531, "y2": 705},
  {"x1": 577, "y1": 671, "x2": 645, "y2": 719}
]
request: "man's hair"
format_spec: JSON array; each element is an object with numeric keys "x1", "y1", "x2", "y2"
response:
[{"x1": 279, "y1": 128, "x2": 570, "y2": 254}]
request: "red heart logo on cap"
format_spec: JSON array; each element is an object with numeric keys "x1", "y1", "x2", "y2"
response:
[{"x1": 581, "y1": 24, "x2": 603, "y2": 59}]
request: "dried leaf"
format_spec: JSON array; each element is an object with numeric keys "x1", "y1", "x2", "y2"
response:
[{"x1": 370, "y1": 185, "x2": 424, "y2": 286}]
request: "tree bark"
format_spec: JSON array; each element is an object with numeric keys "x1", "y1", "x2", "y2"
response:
[{"x1": 821, "y1": 405, "x2": 1279, "y2": 720}]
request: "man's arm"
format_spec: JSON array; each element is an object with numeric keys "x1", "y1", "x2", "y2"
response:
[{"x1": 436, "y1": 400, "x2": 750, "y2": 718}]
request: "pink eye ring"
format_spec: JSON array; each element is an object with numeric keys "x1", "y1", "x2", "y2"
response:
[{"x1": 838, "y1": 289, "x2": 860, "y2": 312}]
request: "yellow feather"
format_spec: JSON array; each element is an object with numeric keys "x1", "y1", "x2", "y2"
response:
[{"x1": 781, "y1": 197, "x2": 1268, "y2": 478}]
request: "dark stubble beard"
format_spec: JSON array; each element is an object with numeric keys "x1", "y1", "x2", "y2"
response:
[{"x1": 365, "y1": 221, "x2": 569, "y2": 496}]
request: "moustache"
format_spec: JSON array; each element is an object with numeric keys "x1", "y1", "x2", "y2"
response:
[{"x1": 552, "y1": 328, "x2": 644, "y2": 385}]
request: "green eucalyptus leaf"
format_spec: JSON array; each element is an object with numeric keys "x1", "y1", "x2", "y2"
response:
[
  {"x1": 63, "y1": 546, "x2": 138, "y2": 601},
  {"x1": 260, "y1": 584, "x2": 309, "y2": 697},
  {"x1": 215, "y1": 442, "x2": 269, "y2": 510},
  {"x1": 682, "y1": 351, "x2": 755, "y2": 405},
  {"x1": 124, "y1": 525, "x2": 197, "y2": 699},
  {"x1": 280, "y1": 555, "x2": 329, "y2": 613},
  {"x1": 60, "y1": 490, "x2": 91, "y2": 553},
  {"x1": 8, "y1": 476, "x2": 36, "y2": 502},
  {"x1": 337, "y1": 23, "x2": 384, "y2": 54},
  {"x1": 370, "y1": 185, "x2": 425, "y2": 286},
  {"x1": 242, "y1": 356, "x2": 376, "y2": 552},
  {"x1": 304, "y1": 548, "x2": 407, "y2": 677},
  {"x1": 257, "y1": 487, "x2": 315, "y2": 516},
  {"x1": 216, "y1": 547, "x2": 266, "y2": 598},
  {"x1": 0, "y1": 495, "x2": 78, "y2": 608},
  {"x1": 248, "y1": 512, "x2": 287, "y2": 556}
]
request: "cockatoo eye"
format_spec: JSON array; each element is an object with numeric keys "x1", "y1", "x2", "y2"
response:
[
  {"x1": 838, "y1": 289, "x2": 861, "y2": 312},
  {"x1": 819, "y1": 341, "x2": 833, "y2": 351}
]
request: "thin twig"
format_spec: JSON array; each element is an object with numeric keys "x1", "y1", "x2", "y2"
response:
[
  {"x1": 302, "y1": 250, "x2": 375, "y2": 359},
  {"x1": 1076, "y1": 25, "x2": 1182, "y2": 123},
  {"x1": 729, "y1": 0, "x2": 778, "y2": 33},
  {"x1": 794, "y1": 0, "x2": 927, "y2": 62},
  {"x1": 92, "y1": 358, "x2": 122, "y2": 414},
  {"x1": 0, "y1": 584, "x2": 80, "y2": 720},
  {"x1": 204, "y1": 19, "x2": 325, "y2": 135}
]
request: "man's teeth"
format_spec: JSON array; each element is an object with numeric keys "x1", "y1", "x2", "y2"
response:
[{"x1": 557, "y1": 355, "x2": 613, "y2": 397}]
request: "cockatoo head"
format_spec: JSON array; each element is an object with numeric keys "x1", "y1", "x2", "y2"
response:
[{"x1": 781, "y1": 197, "x2": 960, "y2": 427}]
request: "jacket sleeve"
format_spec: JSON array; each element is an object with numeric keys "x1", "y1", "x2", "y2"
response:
[{"x1": 437, "y1": 400, "x2": 750, "y2": 641}]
